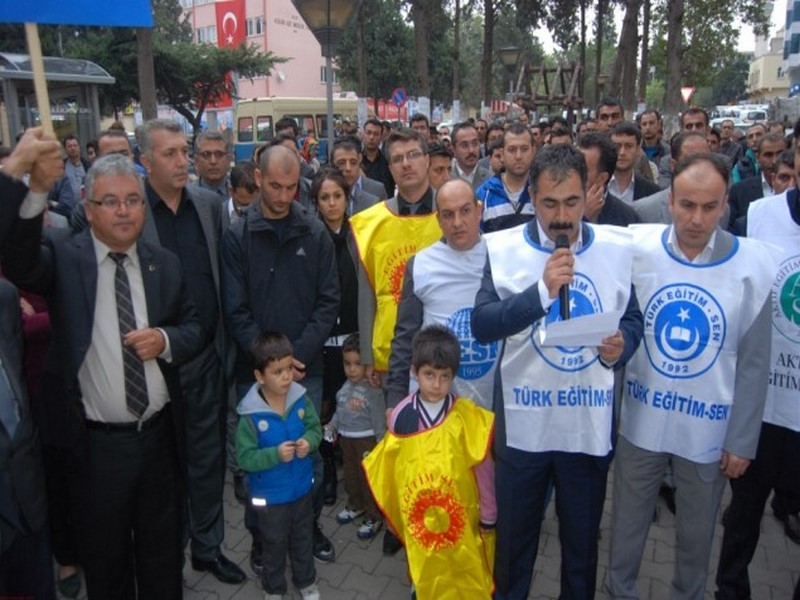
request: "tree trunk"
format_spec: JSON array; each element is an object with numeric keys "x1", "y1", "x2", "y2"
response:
[
  {"x1": 136, "y1": 27, "x2": 157, "y2": 121},
  {"x1": 637, "y1": 0, "x2": 650, "y2": 105},
  {"x1": 580, "y1": 0, "x2": 586, "y2": 106},
  {"x1": 621, "y1": 0, "x2": 640, "y2": 113},
  {"x1": 609, "y1": 0, "x2": 639, "y2": 108},
  {"x1": 594, "y1": 0, "x2": 604, "y2": 107},
  {"x1": 453, "y1": 0, "x2": 460, "y2": 102},
  {"x1": 481, "y1": 0, "x2": 495, "y2": 107},
  {"x1": 664, "y1": 0, "x2": 683, "y2": 136},
  {"x1": 357, "y1": 4, "x2": 367, "y2": 97},
  {"x1": 410, "y1": 0, "x2": 431, "y2": 98}
]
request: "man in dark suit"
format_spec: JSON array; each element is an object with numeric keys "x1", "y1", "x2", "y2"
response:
[
  {"x1": 728, "y1": 131, "x2": 786, "y2": 231},
  {"x1": 331, "y1": 136, "x2": 385, "y2": 216},
  {"x1": 472, "y1": 144, "x2": 643, "y2": 599},
  {"x1": 137, "y1": 119, "x2": 245, "y2": 584},
  {"x1": 609, "y1": 122, "x2": 661, "y2": 204},
  {"x1": 2, "y1": 154, "x2": 205, "y2": 599},
  {"x1": 577, "y1": 132, "x2": 641, "y2": 227},
  {"x1": 0, "y1": 127, "x2": 63, "y2": 600}
]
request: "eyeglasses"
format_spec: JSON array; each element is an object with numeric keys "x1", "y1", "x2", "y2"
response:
[
  {"x1": 88, "y1": 196, "x2": 144, "y2": 210},
  {"x1": 197, "y1": 150, "x2": 228, "y2": 160},
  {"x1": 389, "y1": 149, "x2": 425, "y2": 165}
]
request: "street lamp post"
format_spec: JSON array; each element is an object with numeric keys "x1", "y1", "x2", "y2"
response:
[
  {"x1": 292, "y1": 0, "x2": 361, "y2": 163},
  {"x1": 498, "y1": 46, "x2": 521, "y2": 111},
  {"x1": 595, "y1": 72, "x2": 609, "y2": 109}
]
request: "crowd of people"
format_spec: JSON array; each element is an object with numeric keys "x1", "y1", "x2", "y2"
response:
[{"x1": 0, "y1": 96, "x2": 798, "y2": 600}]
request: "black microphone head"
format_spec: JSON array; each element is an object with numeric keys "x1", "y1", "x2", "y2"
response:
[{"x1": 555, "y1": 234, "x2": 569, "y2": 249}]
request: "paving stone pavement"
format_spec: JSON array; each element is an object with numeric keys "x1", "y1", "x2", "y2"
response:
[{"x1": 58, "y1": 466, "x2": 800, "y2": 599}]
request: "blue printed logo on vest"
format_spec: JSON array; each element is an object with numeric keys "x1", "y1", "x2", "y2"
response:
[
  {"x1": 447, "y1": 307, "x2": 498, "y2": 380},
  {"x1": 774, "y1": 254, "x2": 800, "y2": 344},
  {"x1": 644, "y1": 283, "x2": 726, "y2": 378},
  {"x1": 531, "y1": 273, "x2": 602, "y2": 372}
]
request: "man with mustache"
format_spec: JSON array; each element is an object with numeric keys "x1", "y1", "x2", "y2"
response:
[
  {"x1": 138, "y1": 119, "x2": 245, "y2": 584},
  {"x1": 472, "y1": 144, "x2": 643, "y2": 599},
  {"x1": 451, "y1": 121, "x2": 492, "y2": 190}
]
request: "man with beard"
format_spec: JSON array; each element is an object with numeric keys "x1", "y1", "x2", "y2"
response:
[
  {"x1": 472, "y1": 144, "x2": 643, "y2": 599},
  {"x1": 451, "y1": 122, "x2": 492, "y2": 190}
]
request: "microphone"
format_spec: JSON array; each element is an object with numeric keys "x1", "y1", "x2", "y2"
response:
[{"x1": 555, "y1": 234, "x2": 570, "y2": 321}]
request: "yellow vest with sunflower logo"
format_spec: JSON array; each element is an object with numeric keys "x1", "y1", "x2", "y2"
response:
[
  {"x1": 363, "y1": 398, "x2": 495, "y2": 599},
  {"x1": 350, "y1": 201, "x2": 441, "y2": 371}
]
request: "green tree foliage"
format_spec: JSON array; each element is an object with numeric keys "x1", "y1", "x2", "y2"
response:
[
  {"x1": 652, "y1": 0, "x2": 769, "y2": 123},
  {"x1": 710, "y1": 52, "x2": 750, "y2": 106},
  {"x1": 0, "y1": 0, "x2": 282, "y2": 134},
  {"x1": 336, "y1": 0, "x2": 416, "y2": 100}
]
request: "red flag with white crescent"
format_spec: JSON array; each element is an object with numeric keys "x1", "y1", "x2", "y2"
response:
[{"x1": 215, "y1": 0, "x2": 245, "y2": 47}]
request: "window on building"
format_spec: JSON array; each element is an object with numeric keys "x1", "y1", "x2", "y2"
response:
[
  {"x1": 247, "y1": 16, "x2": 264, "y2": 36},
  {"x1": 319, "y1": 66, "x2": 338, "y2": 84},
  {"x1": 197, "y1": 25, "x2": 217, "y2": 44}
]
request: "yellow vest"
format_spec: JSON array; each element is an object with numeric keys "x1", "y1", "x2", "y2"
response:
[
  {"x1": 363, "y1": 399, "x2": 495, "y2": 599},
  {"x1": 350, "y1": 201, "x2": 441, "y2": 371}
]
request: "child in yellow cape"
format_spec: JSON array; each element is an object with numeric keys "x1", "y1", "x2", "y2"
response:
[{"x1": 363, "y1": 325, "x2": 496, "y2": 599}]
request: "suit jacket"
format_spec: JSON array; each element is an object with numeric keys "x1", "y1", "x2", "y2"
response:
[
  {"x1": 0, "y1": 175, "x2": 48, "y2": 551},
  {"x1": 0, "y1": 279, "x2": 47, "y2": 551},
  {"x1": 141, "y1": 184, "x2": 228, "y2": 365},
  {"x1": 727, "y1": 176, "x2": 764, "y2": 231},
  {"x1": 452, "y1": 163, "x2": 493, "y2": 191},
  {"x1": 632, "y1": 176, "x2": 661, "y2": 201},
  {"x1": 634, "y1": 188, "x2": 671, "y2": 224},
  {"x1": 597, "y1": 193, "x2": 641, "y2": 226},
  {"x1": 1, "y1": 216, "x2": 204, "y2": 462},
  {"x1": 361, "y1": 176, "x2": 388, "y2": 200},
  {"x1": 351, "y1": 187, "x2": 381, "y2": 216}
]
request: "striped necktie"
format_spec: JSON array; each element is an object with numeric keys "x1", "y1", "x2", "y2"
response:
[{"x1": 108, "y1": 252, "x2": 149, "y2": 419}]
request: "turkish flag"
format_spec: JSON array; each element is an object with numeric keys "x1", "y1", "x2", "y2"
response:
[{"x1": 215, "y1": 0, "x2": 245, "y2": 47}]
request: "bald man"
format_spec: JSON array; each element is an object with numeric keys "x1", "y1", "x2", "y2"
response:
[
  {"x1": 220, "y1": 145, "x2": 340, "y2": 567},
  {"x1": 386, "y1": 179, "x2": 496, "y2": 412}
]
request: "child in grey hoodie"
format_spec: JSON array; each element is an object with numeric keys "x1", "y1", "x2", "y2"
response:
[{"x1": 324, "y1": 333, "x2": 386, "y2": 540}]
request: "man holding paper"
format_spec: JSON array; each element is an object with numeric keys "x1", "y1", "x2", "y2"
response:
[
  {"x1": 472, "y1": 144, "x2": 643, "y2": 600},
  {"x1": 607, "y1": 153, "x2": 775, "y2": 599}
]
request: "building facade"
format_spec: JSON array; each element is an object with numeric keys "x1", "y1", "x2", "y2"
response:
[
  {"x1": 749, "y1": 26, "x2": 789, "y2": 102},
  {"x1": 179, "y1": 0, "x2": 341, "y2": 100}
]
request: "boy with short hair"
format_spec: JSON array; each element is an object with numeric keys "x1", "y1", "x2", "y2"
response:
[
  {"x1": 236, "y1": 332, "x2": 322, "y2": 600},
  {"x1": 364, "y1": 326, "x2": 496, "y2": 599},
  {"x1": 325, "y1": 333, "x2": 386, "y2": 539}
]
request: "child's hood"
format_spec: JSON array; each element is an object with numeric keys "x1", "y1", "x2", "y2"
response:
[{"x1": 237, "y1": 381, "x2": 307, "y2": 416}]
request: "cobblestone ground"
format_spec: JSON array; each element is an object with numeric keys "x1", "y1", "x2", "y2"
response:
[{"x1": 59, "y1": 466, "x2": 800, "y2": 599}]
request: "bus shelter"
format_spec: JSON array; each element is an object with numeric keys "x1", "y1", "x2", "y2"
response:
[{"x1": 0, "y1": 52, "x2": 114, "y2": 146}]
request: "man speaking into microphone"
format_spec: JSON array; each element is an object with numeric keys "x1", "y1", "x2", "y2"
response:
[{"x1": 472, "y1": 144, "x2": 643, "y2": 600}]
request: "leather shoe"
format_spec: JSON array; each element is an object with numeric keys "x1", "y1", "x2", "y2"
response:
[
  {"x1": 785, "y1": 513, "x2": 800, "y2": 545},
  {"x1": 191, "y1": 553, "x2": 246, "y2": 584},
  {"x1": 382, "y1": 529, "x2": 403, "y2": 556}
]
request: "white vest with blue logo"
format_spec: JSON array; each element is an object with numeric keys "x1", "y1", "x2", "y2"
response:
[
  {"x1": 413, "y1": 238, "x2": 496, "y2": 409},
  {"x1": 622, "y1": 224, "x2": 775, "y2": 463},
  {"x1": 487, "y1": 222, "x2": 633, "y2": 455},
  {"x1": 748, "y1": 195, "x2": 800, "y2": 432}
]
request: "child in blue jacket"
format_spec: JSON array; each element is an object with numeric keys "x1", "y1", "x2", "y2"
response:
[{"x1": 236, "y1": 331, "x2": 323, "y2": 600}]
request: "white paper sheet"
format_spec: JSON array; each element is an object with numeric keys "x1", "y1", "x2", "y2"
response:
[{"x1": 539, "y1": 309, "x2": 624, "y2": 347}]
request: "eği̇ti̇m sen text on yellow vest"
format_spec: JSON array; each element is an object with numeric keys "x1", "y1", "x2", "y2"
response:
[{"x1": 362, "y1": 398, "x2": 495, "y2": 599}]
